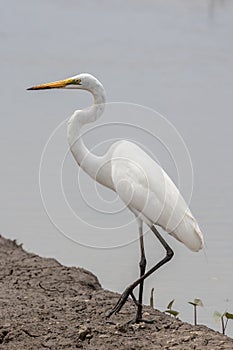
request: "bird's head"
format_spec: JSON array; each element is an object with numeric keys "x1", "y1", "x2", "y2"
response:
[{"x1": 27, "y1": 73, "x2": 100, "y2": 91}]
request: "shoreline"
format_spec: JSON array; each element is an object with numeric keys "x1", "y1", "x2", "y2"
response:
[{"x1": 0, "y1": 234, "x2": 232, "y2": 349}]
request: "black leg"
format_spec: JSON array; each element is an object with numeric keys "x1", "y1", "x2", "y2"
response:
[
  {"x1": 106, "y1": 225, "x2": 174, "y2": 318},
  {"x1": 136, "y1": 220, "x2": 147, "y2": 322}
]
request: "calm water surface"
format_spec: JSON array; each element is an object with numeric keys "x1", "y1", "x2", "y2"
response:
[{"x1": 1, "y1": 0, "x2": 233, "y2": 335}]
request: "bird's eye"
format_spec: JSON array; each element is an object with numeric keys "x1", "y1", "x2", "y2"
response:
[{"x1": 74, "y1": 78, "x2": 81, "y2": 85}]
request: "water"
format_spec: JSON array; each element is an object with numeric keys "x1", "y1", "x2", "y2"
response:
[{"x1": 1, "y1": 0, "x2": 233, "y2": 335}]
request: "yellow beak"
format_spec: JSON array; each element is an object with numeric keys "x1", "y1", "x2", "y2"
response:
[{"x1": 27, "y1": 78, "x2": 73, "y2": 90}]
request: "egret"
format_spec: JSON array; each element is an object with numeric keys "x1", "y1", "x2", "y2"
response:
[{"x1": 28, "y1": 73, "x2": 204, "y2": 322}]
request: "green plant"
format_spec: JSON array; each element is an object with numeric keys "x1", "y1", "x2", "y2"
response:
[
  {"x1": 150, "y1": 288, "x2": 155, "y2": 308},
  {"x1": 213, "y1": 311, "x2": 233, "y2": 335},
  {"x1": 165, "y1": 299, "x2": 179, "y2": 318},
  {"x1": 188, "y1": 298, "x2": 203, "y2": 325}
]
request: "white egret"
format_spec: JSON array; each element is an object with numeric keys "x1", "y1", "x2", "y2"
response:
[{"x1": 28, "y1": 73, "x2": 204, "y2": 322}]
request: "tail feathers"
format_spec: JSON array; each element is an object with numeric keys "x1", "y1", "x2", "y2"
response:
[{"x1": 170, "y1": 214, "x2": 204, "y2": 252}]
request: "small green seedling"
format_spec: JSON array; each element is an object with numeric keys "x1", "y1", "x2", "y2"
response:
[
  {"x1": 150, "y1": 288, "x2": 155, "y2": 308},
  {"x1": 188, "y1": 298, "x2": 204, "y2": 325},
  {"x1": 213, "y1": 311, "x2": 233, "y2": 335},
  {"x1": 165, "y1": 299, "x2": 179, "y2": 318}
]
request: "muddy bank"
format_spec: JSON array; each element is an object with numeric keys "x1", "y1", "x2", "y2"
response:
[{"x1": 0, "y1": 235, "x2": 232, "y2": 349}]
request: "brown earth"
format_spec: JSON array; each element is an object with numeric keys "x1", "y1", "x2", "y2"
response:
[{"x1": 0, "y1": 235, "x2": 233, "y2": 350}]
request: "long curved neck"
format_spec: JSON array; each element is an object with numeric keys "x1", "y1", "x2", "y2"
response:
[{"x1": 67, "y1": 82, "x2": 107, "y2": 183}]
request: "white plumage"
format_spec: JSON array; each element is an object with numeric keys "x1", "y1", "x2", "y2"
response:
[
  {"x1": 110, "y1": 140, "x2": 203, "y2": 252},
  {"x1": 28, "y1": 73, "x2": 204, "y2": 322}
]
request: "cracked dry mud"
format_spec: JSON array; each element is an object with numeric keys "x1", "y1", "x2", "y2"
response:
[{"x1": 0, "y1": 235, "x2": 233, "y2": 349}]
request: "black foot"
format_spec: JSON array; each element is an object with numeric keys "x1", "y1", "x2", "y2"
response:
[{"x1": 106, "y1": 287, "x2": 132, "y2": 318}]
